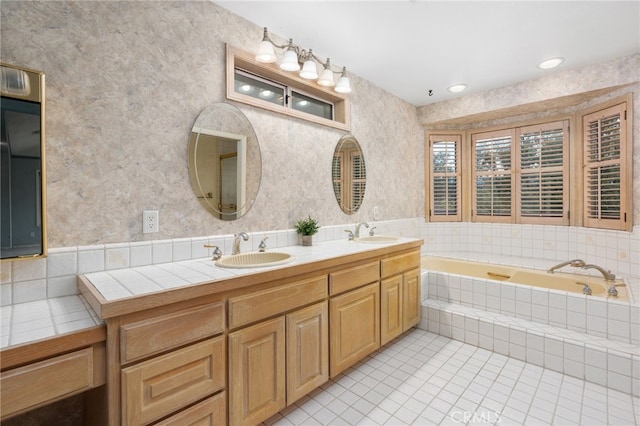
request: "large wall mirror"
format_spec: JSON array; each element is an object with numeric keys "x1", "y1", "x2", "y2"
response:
[
  {"x1": 1, "y1": 63, "x2": 47, "y2": 260},
  {"x1": 188, "y1": 103, "x2": 261, "y2": 220},
  {"x1": 332, "y1": 134, "x2": 366, "y2": 215}
]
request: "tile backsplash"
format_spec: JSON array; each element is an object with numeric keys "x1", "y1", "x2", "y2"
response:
[
  {"x1": 2, "y1": 219, "x2": 638, "y2": 307},
  {"x1": 0, "y1": 218, "x2": 422, "y2": 306}
]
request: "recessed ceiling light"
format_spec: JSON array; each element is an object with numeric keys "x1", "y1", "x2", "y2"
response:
[
  {"x1": 447, "y1": 84, "x2": 467, "y2": 93},
  {"x1": 538, "y1": 57, "x2": 564, "y2": 70}
]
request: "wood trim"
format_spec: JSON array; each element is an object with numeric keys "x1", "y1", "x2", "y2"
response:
[
  {"x1": 226, "y1": 44, "x2": 351, "y2": 131},
  {"x1": 1, "y1": 325, "x2": 106, "y2": 370}
]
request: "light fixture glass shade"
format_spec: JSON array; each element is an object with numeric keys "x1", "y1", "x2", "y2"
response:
[
  {"x1": 280, "y1": 50, "x2": 301, "y2": 71},
  {"x1": 255, "y1": 40, "x2": 277, "y2": 63},
  {"x1": 317, "y1": 68, "x2": 335, "y2": 86},
  {"x1": 299, "y1": 60, "x2": 318, "y2": 79},
  {"x1": 335, "y1": 75, "x2": 351, "y2": 93}
]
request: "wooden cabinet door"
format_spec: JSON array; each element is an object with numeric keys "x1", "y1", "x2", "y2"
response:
[
  {"x1": 403, "y1": 269, "x2": 421, "y2": 332},
  {"x1": 228, "y1": 317, "x2": 286, "y2": 426},
  {"x1": 121, "y1": 337, "x2": 225, "y2": 426},
  {"x1": 381, "y1": 275, "x2": 403, "y2": 346},
  {"x1": 329, "y1": 283, "x2": 380, "y2": 377},
  {"x1": 286, "y1": 302, "x2": 329, "y2": 405}
]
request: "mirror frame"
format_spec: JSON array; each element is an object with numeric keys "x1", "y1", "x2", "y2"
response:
[
  {"x1": 188, "y1": 103, "x2": 261, "y2": 220},
  {"x1": 332, "y1": 134, "x2": 366, "y2": 215},
  {"x1": 1, "y1": 63, "x2": 47, "y2": 261}
]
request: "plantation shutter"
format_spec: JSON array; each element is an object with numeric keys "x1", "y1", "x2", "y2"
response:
[
  {"x1": 518, "y1": 121, "x2": 569, "y2": 225},
  {"x1": 332, "y1": 152, "x2": 343, "y2": 206},
  {"x1": 429, "y1": 135, "x2": 461, "y2": 222},
  {"x1": 583, "y1": 103, "x2": 629, "y2": 230},
  {"x1": 472, "y1": 130, "x2": 514, "y2": 222},
  {"x1": 351, "y1": 151, "x2": 366, "y2": 212}
]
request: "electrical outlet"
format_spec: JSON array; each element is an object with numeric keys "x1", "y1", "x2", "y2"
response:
[{"x1": 143, "y1": 210, "x2": 159, "y2": 233}]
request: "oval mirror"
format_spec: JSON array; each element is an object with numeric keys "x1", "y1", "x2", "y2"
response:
[
  {"x1": 188, "y1": 103, "x2": 261, "y2": 221},
  {"x1": 332, "y1": 134, "x2": 366, "y2": 215}
]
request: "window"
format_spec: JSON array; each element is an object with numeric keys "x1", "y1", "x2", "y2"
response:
[
  {"x1": 227, "y1": 45, "x2": 350, "y2": 131},
  {"x1": 428, "y1": 134, "x2": 461, "y2": 221},
  {"x1": 472, "y1": 130, "x2": 514, "y2": 222},
  {"x1": 426, "y1": 97, "x2": 632, "y2": 231},
  {"x1": 582, "y1": 102, "x2": 631, "y2": 231},
  {"x1": 234, "y1": 70, "x2": 335, "y2": 121},
  {"x1": 517, "y1": 121, "x2": 569, "y2": 225}
]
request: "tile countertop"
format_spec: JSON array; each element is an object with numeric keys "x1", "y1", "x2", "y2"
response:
[
  {"x1": 79, "y1": 237, "x2": 423, "y2": 320},
  {"x1": 0, "y1": 295, "x2": 103, "y2": 350}
]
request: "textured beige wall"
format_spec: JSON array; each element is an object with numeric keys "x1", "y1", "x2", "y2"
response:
[{"x1": 0, "y1": 1, "x2": 424, "y2": 247}]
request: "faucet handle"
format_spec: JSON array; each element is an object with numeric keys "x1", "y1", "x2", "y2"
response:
[
  {"x1": 204, "y1": 244, "x2": 223, "y2": 261},
  {"x1": 369, "y1": 226, "x2": 377, "y2": 236},
  {"x1": 344, "y1": 229, "x2": 355, "y2": 241},
  {"x1": 258, "y1": 237, "x2": 269, "y2": 252}
]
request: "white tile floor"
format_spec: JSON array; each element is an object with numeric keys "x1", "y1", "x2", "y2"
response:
[{"x1": 265, "y1": 329, "x2": 639, "y2": 426}]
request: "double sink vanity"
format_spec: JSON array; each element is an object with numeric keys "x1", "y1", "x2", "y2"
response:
[{"x1": 1, "y1": 236, "x2": 423, "y2": 425}]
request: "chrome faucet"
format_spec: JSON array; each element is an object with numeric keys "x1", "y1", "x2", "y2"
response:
[
  {"x1": 547, "y1": 259, "x2": 585, "y2": 274},
  {"x1": 203, "y1": 244, "x2": 223, "y2": 261},
  {"x1": 582, "y1": 264, "x2": 616, "y2": 282},
  {"x1": 355, "y1": 222, "x2": 369, "y2": 238},
  {"x1": 258, "y1": 237, "x2": 268, "y2": 252},
  {"x1": 233, "y1": 232, "x2": 249, "y2": 255}
]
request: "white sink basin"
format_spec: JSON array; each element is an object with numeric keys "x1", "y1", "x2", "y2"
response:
[
  {"x1": 354, "y1": 236, "x2": 400, "y2": 244},
  {"x1": 215, "y1": 252, "x2": 295, "y2": 269}
]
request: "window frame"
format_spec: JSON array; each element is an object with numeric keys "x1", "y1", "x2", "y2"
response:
[
  {"x1": 580, "y1": 100, "x2": 632, "y2": 231},
  {"x1": 226, "y1": 44, "x2": 351, "y2": 131},
  {"x1": 426, "y1": 133, "x2": 462, "y2": 222}
]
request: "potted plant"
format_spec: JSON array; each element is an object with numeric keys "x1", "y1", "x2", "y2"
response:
[{"x1": 295, "y1": 215, "x2": 320, "y2": 246}]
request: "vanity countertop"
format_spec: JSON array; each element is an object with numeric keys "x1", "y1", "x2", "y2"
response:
[
  {"x1": 79, "y1": 237, "x2": 423, "y2": 320},
  {"x1": 0, "y1": 294, "x2": 105, "y2": 368}
]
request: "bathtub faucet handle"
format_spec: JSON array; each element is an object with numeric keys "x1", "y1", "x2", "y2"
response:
[
  {"x1": 607, "y1": 283, "x2": 626, "y2": 297},
  {"x1": 575, "y1": 282, "x2": 592, "y2": 296}
]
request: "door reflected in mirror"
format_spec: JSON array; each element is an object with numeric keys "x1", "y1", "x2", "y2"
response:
[
  {"x1": 188, "y1": 104, "x2": 261, "y2": 220},
  {"x1": 332, "y1": 134, "x2": 366, "y2": 215},
  {"x1": 1, "y1": 63, "x2": 47, "y2": 260}
]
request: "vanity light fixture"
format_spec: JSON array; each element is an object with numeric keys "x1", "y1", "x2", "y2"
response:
[
  {"x1": 538, "y1": 57, "x2": 565, "y2": 70},
  {"x1": 254, "y1": 27, "x2": 352, "y2": 94},
  {"x1": 447, "y1": 83, "x2": 467, "y2": 93}
]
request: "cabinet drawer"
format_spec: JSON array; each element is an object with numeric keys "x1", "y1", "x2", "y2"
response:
[
  {"x1": 121, "y1": 337, "x2": 225, "y2": 426},
  {"x1": 380, "y1": 251, "x2": 420, "y2": 278},
  {"x1": 228, "y1": 275, "x2": 327, "y2": 328},
  {"x1": 329, "y1": 261, "x2": 379, "y2": 295},
  {"x1": 1, "y1": 345, "x2": 104, "y2": 419},
  {"x1": 154, "y1": 391, "x2": 226, "y2": 426},
  {"x1": 120, "y1": 302, "x2": 225, "y2": 364}
]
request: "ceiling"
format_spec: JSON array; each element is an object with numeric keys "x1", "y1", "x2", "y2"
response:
[{"x1": 216, "y1": 1, "x2": 640, "y2": 107}]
